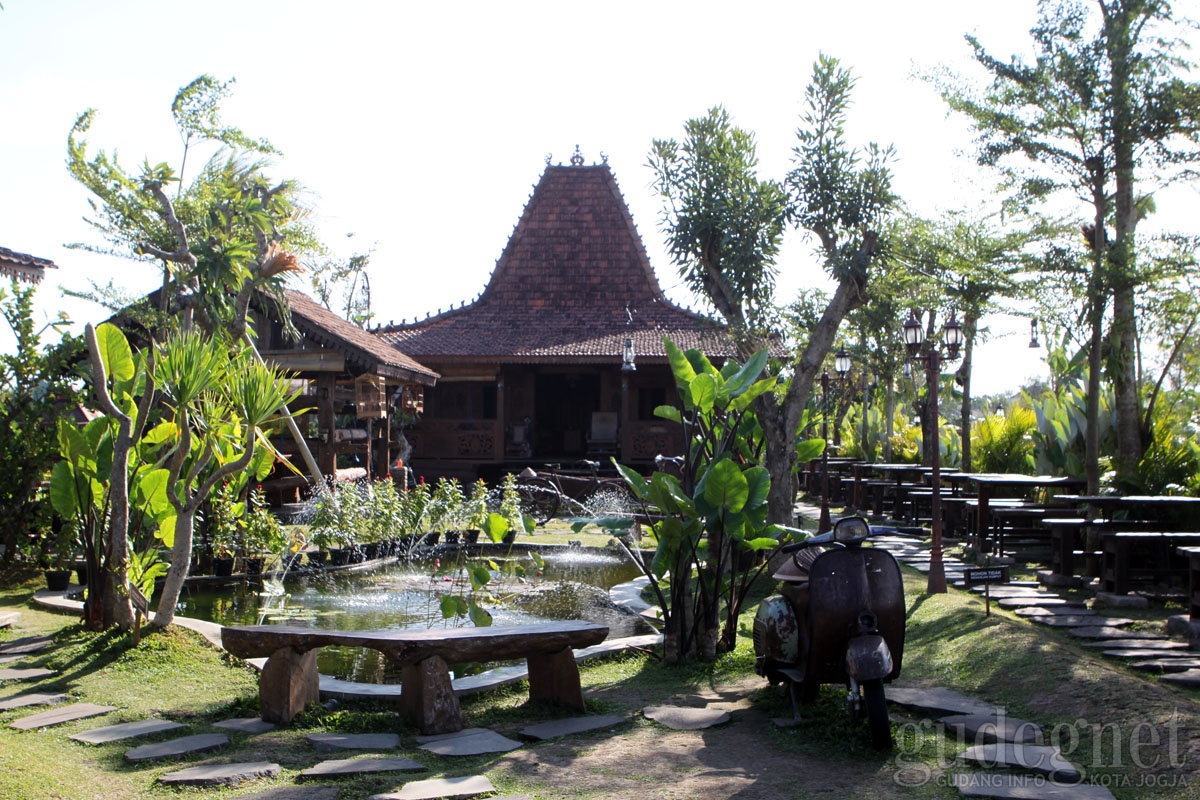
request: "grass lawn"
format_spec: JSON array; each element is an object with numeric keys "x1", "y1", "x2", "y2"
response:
[{"x1": 1, "y1": 552, "x2": 1198, "y2": 799}]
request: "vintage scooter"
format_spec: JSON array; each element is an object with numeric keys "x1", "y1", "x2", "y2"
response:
[{"x1": 753, "y1": 516, "x2": 905, "y2": 748}]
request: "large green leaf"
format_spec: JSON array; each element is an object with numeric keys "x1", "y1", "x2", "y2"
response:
[
  {"x1": 468, "y1": 563, "x2": 492, "y2": 590},
  {"x1": 440, "y1": 594, "x2": 467, "y2": 619},
  {"x1": 650, "y1": 516, "x2": 683, "y2": 579},
  {"x1": 654, "y1": 405, "x2": 683, "y2": 424},
  {"x1": 133, "y1": 468, "x2": 174, "y2": 521},
  {"x1": 794, "y1": 437, "x2": 826, "y2": 463},
  {"x1": 664, "y1": 339, "x2": 697, "y2": 408},
  {"x1": 468, "y1": 600, "x2": 493, "y2": 627},
  {"x1": 157, "y1": 514, "x2": 178, "y2": 548},
  {"x1": 742, "y1": 466, "x2": 770, "y2": 511},
  {"x1": 701, "y1": 458, "x2": 749, "y2": 513},
  {"x1": 689, "y1": 373, "x2": 718, "y2": 413},
  {"x1": 729, "y1": 376, "x2": 776, "y2": 413},
  {"x1": 715, "y1": 349, "x2": 768, "y2": 404},
  {"x1": 484, "y1": 512, "x2": 509, "y2": 543},
  {"x1": 614, "y1": 461, "x2": 650, "y2": 501},
  {"x1": 49, "y1": 461, "x2": 80, "y2": 518},
  {"x1": 95, "y1": 322, "x2": 135, "y2": 386}
]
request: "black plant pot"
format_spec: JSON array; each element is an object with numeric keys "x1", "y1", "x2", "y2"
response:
[
  {"x1": 213, "y1": 557, "x2": 235, "y2": 578},
  {"x1": 420, "y1": 532, "x2": 440, "y2": 547},
  {"x1": 243, "y1": 557, "x2": 264, "y2": 576},
  {"x1": 44, "y1": 569, "x2": 72, "y2": 592},
  {"x1": 502, "y1": 531, "x2": 517, "y2": 545},
  {"x1": 443, "y1": 531, "x2": 461, "y2": 546},
  {"x1": 463, "y1": 529, "x2": 481, "y2": 545},
  {"x1": 328, "y1": 547, "x2": 352, "y2": 567},
  {"x1": 73, "y1": 562, "x2": 88, "y2": 587},
  {"x1": 307, "y1": 550, "x2": 328, "y2": 568},
  {"x1": 364, "y1": 542, "x2": 382, "y2": 560}
]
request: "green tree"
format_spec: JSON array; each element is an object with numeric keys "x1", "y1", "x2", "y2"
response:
[
  {"x1": 933, "y1": 0, "x2": 1200, "y2": 491},
  {"x1": 649, "y1": 55, "x2": 898, "y2": 524},
  {"x1": 63, "y1": 75, "x2": 317, "y2": 630},
  {"x1": 0, "y1": 283, "x2": 82, "y2": 569}
]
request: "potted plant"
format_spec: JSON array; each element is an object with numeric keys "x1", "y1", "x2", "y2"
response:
[
  {"x1": 309, "y1": 482, "x2": 360, "y2": 566},
  {"x1": 430, "y1": 478, "x2": 465, "y2": 544},
  {"x1": 463, "y1": 479, "x2": 490, "y2": 545},
  {"x1": 207, "y1": 481, "x2": 243, "y2": 577},
  {"x1": 243, "y1": 490, "x2": 286, "y2": 576}
]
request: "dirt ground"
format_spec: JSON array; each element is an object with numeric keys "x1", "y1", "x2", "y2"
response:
[{"x1": 480, "y1": 676, "x2": 913, "y2": 800}]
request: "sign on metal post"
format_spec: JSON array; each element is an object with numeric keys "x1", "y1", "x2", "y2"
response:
[{"x1": 964, "y1": 565, "x2": 1010, "y2": 616}]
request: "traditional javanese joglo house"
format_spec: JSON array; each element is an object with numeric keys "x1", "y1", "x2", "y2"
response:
[
  {"x1": 0, "y1": 246, "x2": 57, "y2": 284},
  {"x1": 377, "y1": 149, "x2": 736, "y2": 482}
]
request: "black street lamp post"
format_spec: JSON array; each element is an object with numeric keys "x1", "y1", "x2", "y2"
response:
[
  {"x1": 817, "y1": 348, "x2": 852, "y2": 534},
  {"x1": 902, "y1": 311, "x2": 964, "y2": 594}
]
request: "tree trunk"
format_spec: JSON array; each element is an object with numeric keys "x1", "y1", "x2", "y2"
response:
[
  {"x1": 958, "y1": 318, "x2": 975, "y2": 473},
  {"x1": 152, "y1": 511, "x2": 194, "y2": 628}
]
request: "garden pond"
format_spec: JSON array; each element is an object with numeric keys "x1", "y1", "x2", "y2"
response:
[{"x1": 175, "y1": 544, "x2": 650, "y2": 683}]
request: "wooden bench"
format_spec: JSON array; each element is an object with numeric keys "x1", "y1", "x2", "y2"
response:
[
  {"x1": 221, "y1": 621, "x2": 608, "y2": 734},
  {"x1": 1100, "y1": 532, "x2": 1200, "y2": 595}
]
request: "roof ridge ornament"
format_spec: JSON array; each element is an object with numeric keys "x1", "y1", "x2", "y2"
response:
[{"x1": 570, "y1": 145, "x2": 584, "y2": 166}]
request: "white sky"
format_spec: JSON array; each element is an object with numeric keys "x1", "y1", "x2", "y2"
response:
[{"x1": 1, "y1": 0, "x2": 1159, "y2": 395}]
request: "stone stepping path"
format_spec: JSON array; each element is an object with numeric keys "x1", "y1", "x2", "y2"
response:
[
  {"x1": 0, "y1": 635, "x2": 53, "y2": 655},
  {"x1": 213, "y1": 716, "x2": 276, "y2": 734},
  {"x1": 643, "y1": 705, "x2": 731, "y2": 730},
  {"x1": 415, "y1": 728, "x2": 521, "y2": 757},
  {"x1": 1128, "y1": 657, "x2": 1200, "y2": 673},
  {"x1": 241, "y1": 788, "x2": 340, "y2": 800},
  {"x1": 996, "y1": 596, "x2": 1083, "y2": 609},
  {"x1": 1082, "y1": 637, "x2": 1180, "y2": 649},
  {"x1": 886, "y1": 686, "x2": 997, "y2": 716},
  {"x1": 0, "y1": 654, "x2": 25, "y2": 665},
  {"x1": 1160, "y1": 669, "x2": 1200, "y2": 687},
  {"x1": 307, "y1": 732, "x2": 400, "y2": 751},
  {"x1": 519, "y1": 714, "x2": 626, "y2": 740},
  {"x1": 960, "y1": 742, "x2": 1081, "y2": 782},
  {"x1": 125, "y1": 732, "x2": 228, "y2": 762},
  {"x1": 1099, "y1": 647, "x2": 1196, "y2": 659},
  {"x1": 1067, "y1": 626, "x2": 1161, "y2": 640},
  {"x1": 0, "y1": 691, "x2": 67, "y2": 711},
  {"x1": 299, "y1": 756, "x2": 426, "y2": 779},
  {"x1": 0, "y1": 667, "x2": 55, "y2": 682},
  {"x1": 0, "y1": 611, "x2": 18, "y2": 628},
  {"x1": 369, "y1": 775, "x2": 497, "y2": 800},
  {"x1": 1030, "y1": 615, "x2": 1132, "y2": 628},
  {"x1": 158, "y1": 761, "x2": 281, "y2": 788},
  {"x1": 953, "y1": 772, "x2": 1115, "y2": 799},
  {"x1": 1014, "y1": 606, "x2": 1095, "y2": 617},
  {"x1": 968, "y1": 586, "x2": 1049, "y2": 598},
  {"x1": 70, "y1": 718, "x2": 185, "y2": 744},
  {"x1": 940, "y1": 713, "x2": 1042, "y2": 745},
  {"x1": 10, "y1": 702, "x2": 114, "y2": 730}
]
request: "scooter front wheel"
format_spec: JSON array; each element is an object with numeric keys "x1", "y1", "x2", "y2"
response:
[{"x1": 863, "y1": 679, "x2": 891, "y2": 749}]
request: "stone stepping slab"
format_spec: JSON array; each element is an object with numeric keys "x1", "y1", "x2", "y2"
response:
[
  {"x1": 416, "y1": 728, "x2": 521, "y2": 757},
  {"x1": 0, "y1": 611, "x2": 19, "y2": 628},
  {"x1": 307, "y1": 732, "x2": 400, "y2": 751},
  {"x1": 0, "y1": 692, "x2": 67, "y2": 711},
  {"x1": 1159, "y1": 669, "x2": 1200, "y2": 687},
  {"x1": 213, "y1": 717, "x2": 276, "y2": 734},
  {"x1": 125, "y1": 732, "x2": 228, "y2": 762},
  {"x1": 997, "y1": 596, "x2": 1083, "y2": 609},
  {"x1": 643, "y1": 705, "x2": 731, "y2": 730},
  {"x1": 952, "y1": 771, "x2": 1115, "y2": 799},
  {"x1": 1067, "y1": 627, "x2": 1161, "y2": 640},
  {"x1": 0, "y1": 654, "x2": 25, "y2": 665},
  {"x1": 1030, "y1": 616, "x2": 1132, "y2": 628},
  {"x1": 158, "y1": 761, "x2": 281, "y2": 787},
  {"x1": 968, "y1": 586, "x2": 1051, "y2": 598},
  {"x1": 1129, "y1": 657, "x2": 1200, "y2": 673},
  {"x1": 240, "y1": 788, "x2": 341, "y2": 800},
  {"x1": 941, "y1": 713, "x2": 1042, "y2": 745},
  {"x1": 1081, "y1": 637, "x2": 1177, "y2": 649},
  {"x1": 886, "y1": 686, "x2": 996, "y2": 717},
  {"x1": 369, "y1": 775, "x2": 497, "y2": 800},
  {"x1": 1100, "y1": 648, "x2": 1196, "y2": 659},
  {"x1": 520, "y1": 714, "x2": 627, "y2": 740},
  {"x1": 0, "y1": 635, "x2": 52, "y2": 655},
  {"x1": 0, "y1": 667, "x2": 55, "y2": 682},
  {"x1": 959, "y1": 742, "x2": 1081, "y2": 782},
  {"x1": 10, "y1": 703, "x2": 114, "y2": 730},
  {"x1": 300, "y1": 756, "x2": 426, "y2": 779},
  {"x1": 71, "y1": 718, "x2": 185, "y2": 744},
  {"x1": 1014, "y1": 606, "x2": 1096, "y2": 618}
]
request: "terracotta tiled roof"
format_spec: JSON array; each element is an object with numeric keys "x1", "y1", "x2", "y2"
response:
[
  {"x1": 0, "y1": 246, "x2": 57, "y2": 284},
  {"x1": 378, "y1": 162, "x2": 737, "y2": 364},
  {"x1": 282, "y1": 289, "x2": 439, "y2": 384}
]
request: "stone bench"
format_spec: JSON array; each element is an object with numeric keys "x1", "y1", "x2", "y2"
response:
[{"x1": 221, "y1": 621, "x2": 608, "y2": 735}]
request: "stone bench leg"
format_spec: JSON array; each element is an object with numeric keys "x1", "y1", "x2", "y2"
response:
[
  {"x1": 260, "y1": 647, "x2": 319, "y2": 724},
  {"x1": 399, "y1": 654, "x2": 467, "y2": 735},
  {"x1": 527, "y1": 647, "x2": 585, "y2": 711}
]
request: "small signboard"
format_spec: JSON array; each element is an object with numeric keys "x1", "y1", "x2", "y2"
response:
[
  {"x1": 130, "y1": 584, "x2": 149, "y2": 618},
  {"x1": 964, "y1": 566, "x2": 1010, "y2": 586}
]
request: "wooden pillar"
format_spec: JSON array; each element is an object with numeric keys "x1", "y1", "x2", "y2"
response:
[
  {"x1": 259, "y1": 647, "x2": 319, "y2": 724},
  {"x1": 317, "y1": 373, "x2": 336, "y2": 479}
]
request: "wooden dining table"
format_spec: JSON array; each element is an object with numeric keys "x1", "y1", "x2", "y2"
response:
[{"x1": 961, "y1": 474, "x2": 1085, "y2": 550}]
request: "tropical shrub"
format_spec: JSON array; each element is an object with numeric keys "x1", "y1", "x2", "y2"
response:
[{"x1": 971, "y1": 408, "x2": 1037, "y2": 474}]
